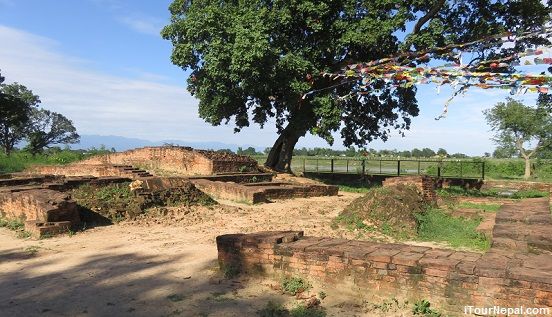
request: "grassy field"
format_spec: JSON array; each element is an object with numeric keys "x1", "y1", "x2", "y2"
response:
[
  {"x1": 0, "y1": 149, "x2": 111, "y2": 174},
  {"x1": 253, "y1": 155, "x2": 552, "y2": 182},
  {"x1": 2, "y1": 150, "x2": 551, "y2": 182}
]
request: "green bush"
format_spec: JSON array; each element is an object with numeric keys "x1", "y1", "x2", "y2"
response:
[
  {"x1": 281, "y1": 276, "x2": 311, "y2": 295},
  {"x1": 412, "y1": 299, "x2": 441, "y2": 317}
]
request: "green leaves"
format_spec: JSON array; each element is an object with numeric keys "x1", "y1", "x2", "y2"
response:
[{"x1": 162, "y1": 0, "x2": 551, "y2": 166}]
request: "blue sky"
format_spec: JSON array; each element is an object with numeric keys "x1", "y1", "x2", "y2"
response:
[{"x1": 0, "y1": 0, "x2": 543, "y2": 155}]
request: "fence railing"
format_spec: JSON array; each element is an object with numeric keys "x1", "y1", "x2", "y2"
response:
[{"x1": 299, "y1": 158, "x2": 485, "y2": 179}]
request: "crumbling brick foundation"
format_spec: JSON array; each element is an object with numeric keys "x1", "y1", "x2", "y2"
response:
[
  {"x1": 217, "y1": 197, "x2": 552, "y2": 314},
  {"x1": 383, "y1": 175, "x2": 436, "y2": 202}
]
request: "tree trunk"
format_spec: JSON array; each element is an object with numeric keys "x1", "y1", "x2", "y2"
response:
[
  {"x1": 264, "y1": 124, "x2": 307, "y2": 173},
  {"x1": 523, "y1": 156, "x2": 531, "y2": 180}
]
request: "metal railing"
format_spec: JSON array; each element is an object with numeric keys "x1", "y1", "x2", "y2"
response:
[{"x1": 300, "y1": 158, "x2": 485, "y2": 179}]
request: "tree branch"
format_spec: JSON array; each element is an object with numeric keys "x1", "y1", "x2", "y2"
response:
[{"x1": 413, "y1": 0, "x2": 446, "y2": 35}]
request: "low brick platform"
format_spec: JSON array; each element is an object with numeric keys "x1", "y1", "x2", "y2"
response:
[
  {"x1": 383, "y1": 175, "x2": 436, "y2": 201},
  {"x1": 24, "y1": 220, "x2": 72, "y2": 238},
  {"x1": 192, "y1": 179, "x2": 338, "y2": 204},
  {"x1": 217, "y1": 199, "x2": 552, "y2": 314},
  {"x1": 0, "y1": 189, "x2": 80, "y2": 226},
  {"x1": 28, "y1": 164, "x2": 153, "y2": 179}
]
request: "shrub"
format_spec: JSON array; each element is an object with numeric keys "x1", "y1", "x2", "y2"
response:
[{"x1": 281, "y1": 276, "x2": 311, "y2": 295}]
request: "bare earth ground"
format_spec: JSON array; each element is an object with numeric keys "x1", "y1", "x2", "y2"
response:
[{"x1": 0, "y1": 192, "x2": 495, "y2": 317}]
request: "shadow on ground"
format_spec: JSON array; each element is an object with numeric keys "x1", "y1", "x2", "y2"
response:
[{"x1": 0, "y1": 246, "x2": 287, "y2": 317}]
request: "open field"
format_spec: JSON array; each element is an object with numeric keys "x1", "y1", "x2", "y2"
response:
[{"x1": 253, "y1": 155, "x2": 552, "y2": 181}]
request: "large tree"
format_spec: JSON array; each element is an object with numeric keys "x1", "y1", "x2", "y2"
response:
[
  {"x1": 0, "y1": 82, "x2": 40, "y2": 155},
  {"x1": 162, "y1": 0, "x2": 550, "y2": 172},
  {"x1": 484, "y1": 98, "x2": 552, "y2": 179},
  {"x1": 25, "y1": 109, "x2": 80, "y2": 155}
]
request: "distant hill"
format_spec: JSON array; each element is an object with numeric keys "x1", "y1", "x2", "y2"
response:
[{"x1": 72, "y1": 135, "x2": 265, "y2": 152}]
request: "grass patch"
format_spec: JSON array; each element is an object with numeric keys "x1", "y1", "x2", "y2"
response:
[
  {"x1": 289, "y1": 304, "x2": 326, "y2": 317},
  {"x1": 437, "y1": 186, "x2": 549, "y2": 199},
  {"x1": 0, "y1": 148, "x2": 113, "y2": 174},
  {"x1": 457, "y1": 202, "x2": 501, "y2": 212},
  {"x1": 337, "y1": 184, "x2": 373, "y2": 193},
  {"x1": 412, "y1": 299, "x2": 442, "y2": 316},
  {"x1": 0, "y1": 217, "x2": 24, "y2": 230},
  {"x1": 281, "y1": 276, "x2": 311, "y2": 295},
  {"x1": 415, "y1": 209, "x2": 490, "y2": 251},
  {"x1": 258, "y1": 302, "x2": 326, "y2": 317}
]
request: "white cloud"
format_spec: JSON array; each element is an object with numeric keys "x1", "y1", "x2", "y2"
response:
[
  {"x1": 118, "y1": 15, "x2": 163, "y2": 36},
  {"x1": 0, "y1": 25, "x2": 279, "y2": 144}
]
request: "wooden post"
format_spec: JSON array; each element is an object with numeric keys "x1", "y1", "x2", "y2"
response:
[
  {"x1": 460, "y1": 161, "x2": 463, "y2": 178},
  {"x1": 316, "y1": 159, "x2": 319, "y2": 172},
  {"x1": 331, "y1": 159, "x2": 334, "y2": 173},
  {"x1": 379, "y1": 160, "x2": 382, "y2": 174},
  {"x1": 303, "y1": 158, "x2": 306, "y2": 172},
  {"x1": 346, "y1": 160, "x2": 349, "y2": 173},
  {"x1": 417, "y1": 160, "x2": 421, "y2": 175},
  {"x1": 397, "y1": 160, "x2": 401, "y2": 176},
  {"x1": 362, "y1": 160, "x2": 366, "y2": 175},
  {"x1": 482, "y1": 161, "x2": 485, "y2": 179}
]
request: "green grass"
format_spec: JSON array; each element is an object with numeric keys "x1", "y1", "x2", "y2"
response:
[
  {"x1": 457, "y1": 202, "x2": 501, "y2": 212},
  {"x1": 258, "y1": 302, "x2": 326, "y2": 317},
  {"x1": 281, "y1": 276, "x2": 311, "y2": 295},
  {"x1": 412, "y1": 299, "x2": 442, "y2": 317},
  {"x1": 437, "y1": 186, "x2": 549, "y2": 199},
  {"x1": 415, "y1": 209, "x2": 490, "y2": 251},
  {"x1": 337, "y1": 184, "x2": 373, "y2": 193},
  {"x1": 0, "y1": 217, "x2": 24, "y2": 230},
  {"x1": 0, "y1": 148, "x2": 113, "y2": 174}
]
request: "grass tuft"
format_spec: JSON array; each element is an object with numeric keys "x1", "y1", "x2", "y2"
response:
[{"x1": 415, "y1": 209, "x2": 490, "y2": 251}]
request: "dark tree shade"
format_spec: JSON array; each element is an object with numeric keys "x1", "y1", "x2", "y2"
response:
[{"x1": 162, "y1": 0, "x2": 551, "y2": 172}]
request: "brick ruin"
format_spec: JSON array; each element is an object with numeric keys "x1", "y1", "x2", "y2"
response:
[
  {"x1": 23, "y1": 146, "x2": 339, "y2": 205},
  {"x1": 217, "y1": 190, "x2": 552, "y2": 314},
  {"x1": 383, "y1": 175, "x2": 437, "y2": 202},
  {"x1": 0, "y1": 147, "x2": 340, "y2": 237},
  {"x1": 30, "y1": 146, "x2": 259, "y2": 177}
]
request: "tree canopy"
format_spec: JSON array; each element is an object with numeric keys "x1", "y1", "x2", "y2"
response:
[
  {"x1": 0, "y1": 82, "x2": 40, "y2": 155},
  {"x1": 484, "y1": 97, "x2": 552, "y2": 178},
  {"x1": 25, "y1": 109, "x2": 80, "y2": 155},
  {"x1": 0, "y1": 73, "x2": 79, "y2": 155},
  {"x1": 162, "y1": 0, "x2": 551, "y2": 172}
]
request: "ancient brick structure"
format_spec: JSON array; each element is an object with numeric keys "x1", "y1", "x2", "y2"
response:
[
  {"x1": 24, "y1": 221, "x2": 72, "y2": 238},
  {"x1": 0, "y1": 189, "x2": 79, "y2": 224},
  {"x1": 383, "y1": 175, "x2": 436, "y2": 201},
  {"x1": 217, "y1": 198, "x2": 552, "y2": 314},
  {"x1": 192, "y1": 179, "x2": 338, "y2": 204},
  {"x1": 74, "y1": 146, "x2": 258, "y2": 176}
]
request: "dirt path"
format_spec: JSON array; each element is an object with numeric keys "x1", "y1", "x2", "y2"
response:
[{"x1": 3, "y1": 193, "x2": 419, "y2": 317}]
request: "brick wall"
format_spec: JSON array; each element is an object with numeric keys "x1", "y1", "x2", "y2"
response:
[
  {"x1": 383, "y1": 176, "x2": 437, "y2": 202},
  {"x1": 217, "y1": 231, "x2": 552, "y2": 314},
  {"x1": 76, "y1": 147, "x2": 258, "y2": 176},
  {"x1": 29, "y1": 164, "x2": 135, "y2": 178},
  {"x1": 0, "y1": 189, "x2": 80, "y2": 226}
]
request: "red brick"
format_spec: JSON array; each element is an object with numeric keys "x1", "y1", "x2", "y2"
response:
[
  {"x1": 392, "y1": 252, "x2": 424, "y2": 266},
  {"x1": 366, "y1": 249, "x2": 401, "y2": 262}
]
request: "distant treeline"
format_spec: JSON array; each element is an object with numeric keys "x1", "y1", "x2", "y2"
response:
[{"x1": 221, "y1": 146, "x2": 552, "y2": 159}]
